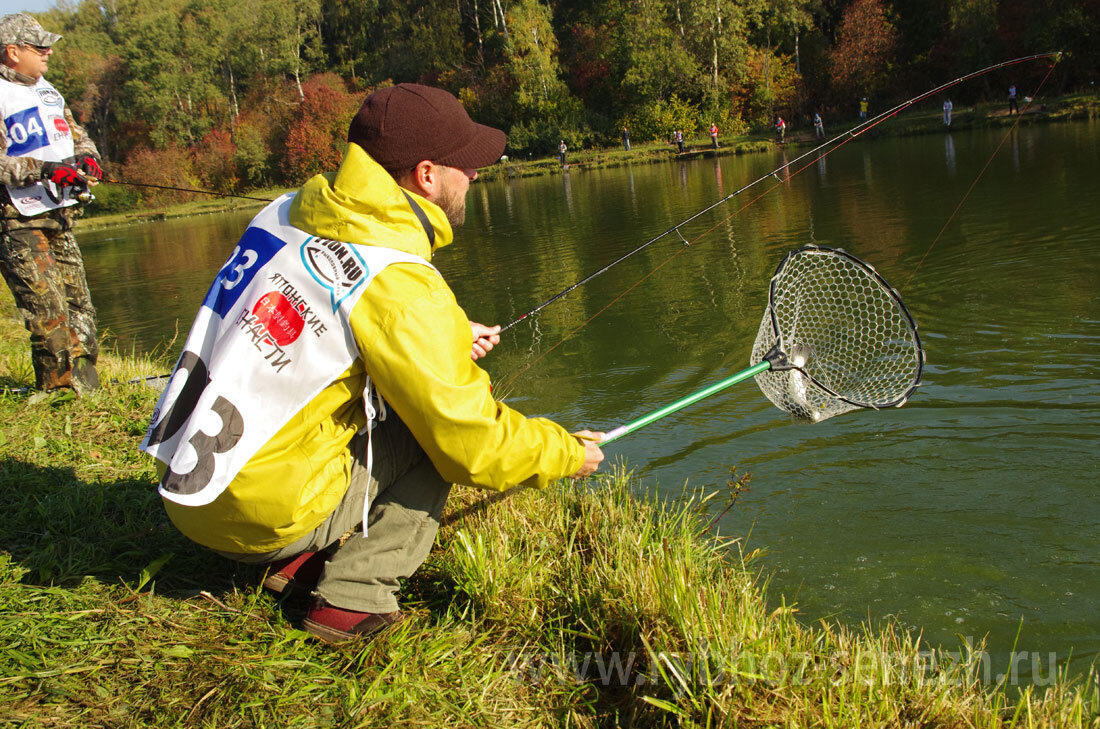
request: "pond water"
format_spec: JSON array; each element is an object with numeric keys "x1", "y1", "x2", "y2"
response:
[{"x1": 79, "y1": 118, "x2": 1100, "y2": 683}]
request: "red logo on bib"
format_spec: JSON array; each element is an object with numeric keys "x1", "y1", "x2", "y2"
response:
[
  {"x1": 253, "y1": 292, "x2": 304, "y2": 346},
  {"x1": 53, "y1": 117, "x2": 70, "y2": 135}
]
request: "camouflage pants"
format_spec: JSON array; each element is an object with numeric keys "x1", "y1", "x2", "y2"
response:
[{"x1": 0, "y1": 225, "x2": 99, "y2": 392}]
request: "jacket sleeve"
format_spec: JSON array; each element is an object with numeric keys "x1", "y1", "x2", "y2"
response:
[{"x1": 354, "y1": 264, "x2": 586, "y2": 491}]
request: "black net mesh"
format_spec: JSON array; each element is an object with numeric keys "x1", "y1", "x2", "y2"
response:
[{"x1": 750, "y1": 246, "x2": 923, "y2": 422}]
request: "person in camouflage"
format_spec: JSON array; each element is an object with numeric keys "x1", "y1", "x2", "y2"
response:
[{"x1": 0, "y1": 13, "x2": 102, "y2": 394}]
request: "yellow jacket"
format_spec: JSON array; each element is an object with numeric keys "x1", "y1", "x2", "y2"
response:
[{"x1": 164, "y1": 145, "x2": 585, "y2": 553}]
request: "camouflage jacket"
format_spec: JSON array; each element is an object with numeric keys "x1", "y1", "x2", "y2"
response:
[{"x1": 0, "y1": 63, "x2": 99, "y2": 228}]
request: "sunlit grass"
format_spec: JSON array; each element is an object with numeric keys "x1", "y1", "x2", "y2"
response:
[{"x1": 1, "y1": 290, "x2": 1097, "y2": 726}]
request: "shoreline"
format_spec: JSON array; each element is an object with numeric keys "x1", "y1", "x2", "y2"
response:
[
  {"x1": 75, "y1": 92, "x2": 1099, "y2": 233},
  {"x1": 0, "y1": 290, "x2": 1097, "y2": 725}
]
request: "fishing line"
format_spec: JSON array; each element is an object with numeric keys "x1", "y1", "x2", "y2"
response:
[
  {"x1": 498, "y1": 52, "x2": 1061, "y2": 392},
  {"x1": 902, "y1": 57, "x2": 1060, "y2": 290},
  {"x1": 500, "y1": 52, "x2": 1061, "y2": 334},
  {"x1": 497, "y1": 130, "x2": 863, "y2": 393},
  {"x1": 495, "y1": 72, "x2": 960, "y2": 389},
  {"x1": 104, "y1": 178, "x2": 276, "y2": 203},
  {"x1": 464, "y1": 245, "x2": 924, "y2": 525}
]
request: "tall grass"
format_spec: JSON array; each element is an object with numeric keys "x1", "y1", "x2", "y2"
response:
[{"x1": 1, "y1": 293, "x2": 1097, "y2": 727}]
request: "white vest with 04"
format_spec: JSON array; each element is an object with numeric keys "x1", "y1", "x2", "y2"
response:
[{"x1": 1, "y1": 76, "x2": 79, "y2": 216}]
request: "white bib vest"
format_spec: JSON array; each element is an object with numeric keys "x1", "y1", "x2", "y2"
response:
[
  {"x1": 1, "y1": 75, "x2": 79, "y2": 216},
  {"x1": 140, "y1": 194, "x2": 437, "y2": 520}
]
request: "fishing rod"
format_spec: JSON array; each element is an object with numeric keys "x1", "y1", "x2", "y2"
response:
[
  {"x1": 449, "y1": 244, "x2": 924, "y2": 525},
  {"x1": 1, "y1": 373, "x2": 170, "y2": 397},
  {"x1": 499, "y1": 51, "x2": 1061, "y2": 333},
  {"x1": 105, "y1": 178, "x2": 276, "y2": 203}
]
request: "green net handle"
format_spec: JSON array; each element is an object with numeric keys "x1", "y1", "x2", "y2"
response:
[{"x1": 601, "y1": 361, "x2": 772, "y2": 444}]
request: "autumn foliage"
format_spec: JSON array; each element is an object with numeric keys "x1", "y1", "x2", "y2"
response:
[
  {"x1": 119, "y1": 145, "x2": 201, "y2": 206},
  {"x1": 191, "y1": 130, "x2": 239, "y2": 194},
  {"x1": 118, "y1": 73, "x2": 371, "y2": 202},
  {"x1": 828, "y1": 0, "x2": 900, "y2": 100},
  {"x1": 282, "y1": 74, "x2": 365, "y2": 183},
  {"x1": 739, "y1": 50, "x2": 802, "y2": 127},
  {"x1": 39, "y1": 0, "x2": 1097, "y2": 200}
]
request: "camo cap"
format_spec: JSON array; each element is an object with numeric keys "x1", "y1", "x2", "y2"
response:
[{"x1": 0, "y1": 13, "x2": 62, "y2": 48}]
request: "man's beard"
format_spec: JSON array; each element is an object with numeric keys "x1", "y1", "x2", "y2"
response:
[{"x1": 436, "y1": 176, "x2": 467, "y2": 227}]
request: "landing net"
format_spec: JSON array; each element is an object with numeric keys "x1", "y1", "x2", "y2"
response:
[{"x1": 750, "y1": 246, "x2": 923, "y2": 422}]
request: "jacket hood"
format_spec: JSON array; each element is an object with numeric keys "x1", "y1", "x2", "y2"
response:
[{"x1": 288, "y1": 143, "x2": 454, "y2": 259}]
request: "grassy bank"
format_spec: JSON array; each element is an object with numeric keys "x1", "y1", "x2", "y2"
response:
[
  {"x1": 74, "y1": 186, "x2": 294, "y2": 233},
  {"x1": 1, "y1": 293, "x2": 1097, "y2": 727}
]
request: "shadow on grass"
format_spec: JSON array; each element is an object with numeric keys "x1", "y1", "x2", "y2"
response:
[
  {"x1": 0, "y1": 457, "x2": 241, "y2": 594},
  {"x1": 0, "y1": 456, "x2": 466, "y2": 627}
]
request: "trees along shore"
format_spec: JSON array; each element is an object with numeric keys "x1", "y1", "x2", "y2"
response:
[
  {"x1": 39, "y1": 0, "x2": 1100, "y2": 223},
  {"x1": 76, "y1": 90, "x2": 1100, "y2": 232}
]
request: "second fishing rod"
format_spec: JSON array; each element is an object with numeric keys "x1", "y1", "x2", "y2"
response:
[
  {"x1": 499, "y1": 52, "x2": 1059, "y2": 333},
  {"x1": 105, "y1": 178, "x2": 275, "y2": 202}
]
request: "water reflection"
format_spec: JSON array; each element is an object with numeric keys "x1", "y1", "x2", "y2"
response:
[
  {"x1": 944, "y1": 133, "x2": 956, "y2": 175},
  {"x1": 81, "y1": 209, "x2": 256, "y2": 352},
  {"x1": 503, "y1": 177, "x2": 515, "y2": 218},
  {"x1": 478, "y1": 185, "x2": 491, "y2": 227},
  {"x1": 769, "y1": 149, "x2": 792, "y2": 184},
  {"x1": 626, "y1": 166, "x2": 638, "y2": 216},
  {"x1": 562, "y1": 171, "x2": 574, "y2": 216}
]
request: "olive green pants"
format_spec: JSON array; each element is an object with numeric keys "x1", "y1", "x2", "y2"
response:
[{"x1": 221, "y1": 415, "x2": 451, "y2": 613}]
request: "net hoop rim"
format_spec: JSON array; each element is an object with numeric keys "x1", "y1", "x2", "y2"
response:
[{"x1": 767, "y1": 244, "x2": 925, "y2": 410}]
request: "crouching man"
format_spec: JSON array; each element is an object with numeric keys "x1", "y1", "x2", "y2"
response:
[{"x1": 140, "y1": 84, "x2": 603, "y2": 642}]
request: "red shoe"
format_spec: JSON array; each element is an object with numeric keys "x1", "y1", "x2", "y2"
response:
[
  {"x1": 302, "y1": 599, "x2": 405, "y2": 643},
  {"x1": 262, "y1": 551, "x2": 327, "y2": 595}
]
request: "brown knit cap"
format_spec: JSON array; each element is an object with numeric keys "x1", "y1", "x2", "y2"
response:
[{"x1": 349, "y1": 83, "x2": 506, "y2": 176}]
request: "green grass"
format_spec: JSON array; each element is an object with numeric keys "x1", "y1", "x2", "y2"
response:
[{"x1": 1, "y1": 291, "x2": 1097, "y2": 727}]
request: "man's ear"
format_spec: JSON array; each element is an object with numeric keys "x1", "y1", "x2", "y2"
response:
[{"x1": 400, "y1": 160, "x2": 438, "y2": 199}]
